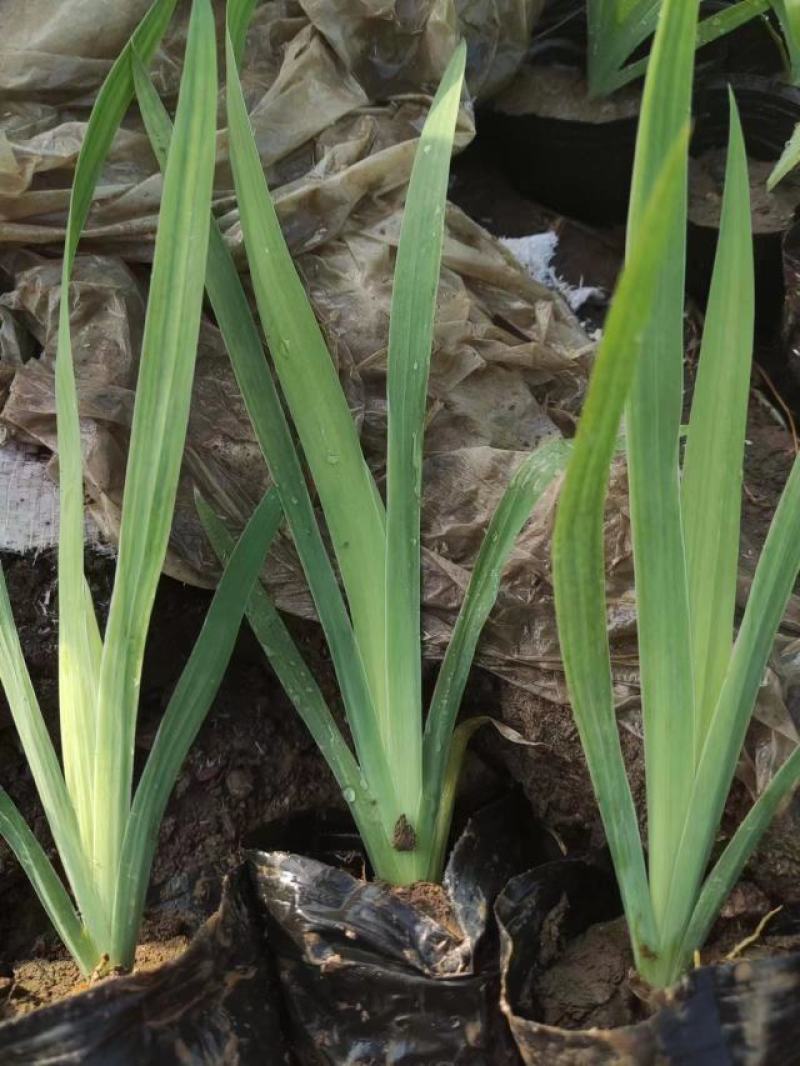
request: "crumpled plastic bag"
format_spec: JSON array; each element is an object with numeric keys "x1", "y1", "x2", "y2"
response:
[
  {"x1": 0, "y1": 198, "x2": 590, "y2": 628},
  {"x1": 0, "y1": 0, "x2": 542, "y2": 245}
]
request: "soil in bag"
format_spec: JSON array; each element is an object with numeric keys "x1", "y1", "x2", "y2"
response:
[
  {"x1": 0, "y1": 870, "x2": 290, "y2": 1066},
  {"x1": 688, "y1": 76, "x2": 800, "y2": 334},
  {"x1": 247, "y1": 790, "x2": 554, "y2": 1066},
  {"x1": 496, "y1": 857, "x2": 800, "y2": 1065}
]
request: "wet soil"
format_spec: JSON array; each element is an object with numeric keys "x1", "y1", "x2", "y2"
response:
[{"x1": 532, "y1": 916, "x2": 637, "y2": 1030}]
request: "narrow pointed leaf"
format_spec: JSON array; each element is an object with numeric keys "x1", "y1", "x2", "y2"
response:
[
  {"x1": 112, "y1": 488, "x2": 281, "y2": 967},
  {"x1": 553, "y1": 133, "x2": 689, "y2": 972},
  {"x1": 768, "y1": 120, "x2": 800, "y2": 189},
  {"x1": 616, "y1": 2, "x2": 771, "y2": 92},
  {"x1": 773, "y1": 0, "x2": 800, "y2": 82},
  {"x1": 663, "y1": 453, "x2": 800, "y2": 971},
  {"x1": 587, "y1": 0, "x2": 660, "y2": 97},
  {"x1": 225, "y1": 0, "x2": 389, "y2": 728},
  {"x1": 131, "y1": 45, "x2": 389, "y2": 810},
  {"x1": 385, "y1": 42, "x2": 466, "y2": 819},
  {"x1": 0, "y1": 564, "x2": 105, "y2": 947},
  {"x1": 54, "y1": 0, "x2": 179, "y2": 862},
  {"x1": 427, "y1": 716, "x2": 537, "y2": 881},
  {"x1": 681, "y1": 94, "x2": 754, "y2": 749},
  {"x1": 198, "y1": 497, "x2": 403, "y2": 881},
  {"x1": 0, "y1": 790, "x2": 98, "y2": 975},
  {"x1": 623, "y1": 0, "x2": 699, "y2": 928},
  {"x1": 92, "y1": 0, "x2": 218, "y2": 912},
  {"x1": 677, "y1": 744, "x2": 800, "y2": 974},
  {"x1": 422, "y1": 437, "x2": 569, "y2": 818}
]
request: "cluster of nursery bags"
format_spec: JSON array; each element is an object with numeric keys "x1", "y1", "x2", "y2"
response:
[{"x1": 0, "y1": 0, "x2": 797, "y2": 810}]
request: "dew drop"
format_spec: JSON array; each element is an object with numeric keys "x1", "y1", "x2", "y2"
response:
[{"x1": 343, "y1": 787, "x2": 356, "y2": 803}]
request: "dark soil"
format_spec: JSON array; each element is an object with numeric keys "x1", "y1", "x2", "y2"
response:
[
  {"x1": 0, "y1": 549, "x2": 342, "y2": 1017},
  {"x1": 532, "y1": 916, "x2": 637, "y2": 1030},
  {"x1": 530, "y1": 900, "x2": 800, "y2": 1033},
  {"x1": 689, "y1": 150, "x2": 800, "y2": 234},
  {"x1": 0, "y1": 551, "x2": 501, "y2": 1019}
]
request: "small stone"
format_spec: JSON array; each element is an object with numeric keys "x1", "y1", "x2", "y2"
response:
[
  {"x1": 392, "y1": 814, "x2": 416, "y2": 852},
  {"x1": 225, "y1": 767, "x2": 254, "y2": 801}
]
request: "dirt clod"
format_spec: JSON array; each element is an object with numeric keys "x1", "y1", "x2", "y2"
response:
[{"x1": 391, "y1": 881, "x2": 464, "y2": 942}]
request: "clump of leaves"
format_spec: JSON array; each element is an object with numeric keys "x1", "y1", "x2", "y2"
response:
[
  {"x1": 0, "y1": 0, "x2": 278, "y2": 973},
  {"x1": 127, "y1": 0, "x2": 570, "y2": 886},
  {"x1": 555, "y1": 0, "x2": 800, "y2": 987}
]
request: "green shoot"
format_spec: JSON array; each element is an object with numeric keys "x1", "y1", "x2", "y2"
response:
[
  {"x1": 0, "y1": 0, "x2": 275, "y2": 974},
  {"x1": 587, "y1": 0, "x2": 771, "y2": 97},
  {"x1": 773, "y1": 0, "x2": 800, "y2": 81},
  {"x1": 554, "y1": 0, "x2": 800, "y2": 988},
  {"x1": 145, "y1": 0, "x2": 572, "y2": 888}
]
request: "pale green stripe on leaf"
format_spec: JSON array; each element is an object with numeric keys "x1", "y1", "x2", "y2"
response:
[
  {"x1": 624, "y1": 0, "x2": 699, "y2": 930},
  {"x1": 93, "y1": 0, "x2": 218, "y2": 912},
  {"x1": 112, "y1": 489, "x2": 281, "y2": 968},
  {"x1": 681, "y1": 94, "x2": 754, "y2": 752},
  {"x1": 54, "y1": 0, "x2": 179, "y2": 865},
  {"x1": 384, "y1": 42, "x2": 466, "y2": 820},
  {"x1": 553, "y1": 133, "x2": 688, "y2": 973},
  {"x1": 225, "y1": 0, "x2": 389, "y2": 730}
]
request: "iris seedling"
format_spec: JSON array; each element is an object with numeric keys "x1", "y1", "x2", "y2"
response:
[
  {"x1": 586, "y1": 0, "x2": 773, "y2": 97},
  {"x1": 122, "y1": 0, "x2": 571, "y2": 887},
  {"x1": 554, "y1": 0, "x2": 800, "y2": 987},
  {"x1": 0, "y1": 0, "x2": 279, "y2": 974},
  {"x1": 768, "y1": 2, "x2": 800, "y2": 186}
]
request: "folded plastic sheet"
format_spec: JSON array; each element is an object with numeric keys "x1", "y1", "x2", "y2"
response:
[
  {"x1": 248, "y1": 793, "x2": 547, "y2": 1064},
  {"x1": 497, "y1": 858, "x2": 800, "y2": 1065},
  {"x1": 0, "y1": 871, "x2": 290, "y2": 1066}
]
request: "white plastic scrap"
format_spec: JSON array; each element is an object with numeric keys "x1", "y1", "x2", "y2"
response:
[
  {"x1": 0, "y1": 439, "x2": 104, "y2": 554},
  {"x1": 501, "y1": 231, "x2": 603, "y2": 313}
]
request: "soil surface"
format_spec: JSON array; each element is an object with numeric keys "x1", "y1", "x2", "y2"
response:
[
  {"x1": 493, "y1": 65, "x2": 640, "y2": 123},
  {"x1": 689, "y1": 151, "x2": 800, "y2": 234},
  {"x1": 2, "y1": 919, "x2": 188, "y2": 1019},
  {"x1": 531, "y1": 901, "x2": 800, "y2": 1032}
]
